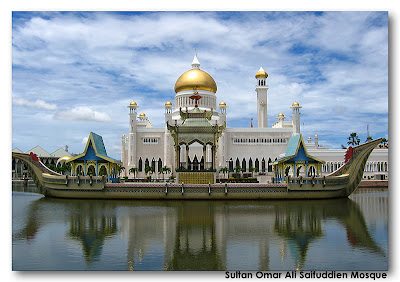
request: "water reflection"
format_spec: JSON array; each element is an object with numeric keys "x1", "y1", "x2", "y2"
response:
[{"x1": 12, "y1": 188, "x2": 387, "y2": 270}]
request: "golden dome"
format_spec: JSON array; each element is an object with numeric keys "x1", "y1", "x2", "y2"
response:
[
  {"x1": 255, "y1": 67, "x2": 268, "y2": 78},
  {"x1": 278, "y1": 113, "x2": 284, "y2": 117},
  {"x1": 174, "y1": 69, "x2": 217, "y2": 93},
  {"x1": 130, "y1": 101, "x2": 137, "y2": 106},
  {"x1": 292, "y1": 101, "x2": 300, "y2": 106},
  {"x1": 139, "y1": 112, "x2": 146, "y2": 117},
  {"x1": 219, "y1": 101, "x2": 226, "y2": 106},
  {"x1": 122, "y1": 134, "x2": 125, "y2": 137},
  {"x1": 315, "y1": 134, "x2": 319, "y2": 138},
  {"x1": 308, "y1": 137, "x2": 312, "y2": 140},
  {"x1": 165, "y1": 101, "x2": 172, "y2": 106}
]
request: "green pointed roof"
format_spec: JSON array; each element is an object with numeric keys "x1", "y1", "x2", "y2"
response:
[
  {"x1": 67, "y1": 132, "x2": 121, "y2": 164},
  {"x1": 272, "y1": 134, "x2": 325, "y2": 165}
]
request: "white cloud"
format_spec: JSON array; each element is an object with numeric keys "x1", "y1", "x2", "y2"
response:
[
  {"x1": 11, "y1": 11, "x2": 388, "y2": 156},
  {"x1": 54, "y1": 106, "x2": 112, "y2": 123},
  {"x1": 13, "y1": 97, "x2": 57, "y2": 110}
]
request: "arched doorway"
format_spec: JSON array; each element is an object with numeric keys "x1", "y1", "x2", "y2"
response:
[
  {"x1": 99, "y1": 165, "x2": 108, "y2": 176},
  {"x1": 308, "y1": 165, "x2": 316, "y2": 177},
  {"x1": 285, "y1": 165, "x2": 293, "y2": 177},
  {"x1": 87, "y1": 165, "x2": 96, "y2": 176},
  {"x1": 296, "y1": 166, "x2": 304, "y2": 177},
  {"x1": 75, "y1": 164, "x2": 84, "y2": 176}
]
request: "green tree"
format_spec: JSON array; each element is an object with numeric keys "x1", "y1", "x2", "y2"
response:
[
  {"x1": 145, "y1": 165, "x2": 155, "y2": 178},
  {"x1": 234, "y1": 165, "x2": 242, "y2": 173},
  {"x1": 380, "y1": 138, "x2": 388, "y2": 148},
  {"x1": 129, "y1": 167, "x2": 138, "y2": 179},
  {"x1": 160, "y1": 166, "x2": 171, "y2": 181},
  {"x1": 249, "y1": 166, "x2": 255, "y2": 177},
  {"x1": 117, "y1": 165, "x2": 125, "y2": 177},
  {"x1": 219, "y1": 167, "x2": 229, "y2": 178},
  {"x1": 347, "y1": 133, "x2": 360, "y2": 146}
]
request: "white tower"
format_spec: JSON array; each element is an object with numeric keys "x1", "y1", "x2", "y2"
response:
[
  {"x1": 290, "y1": 101, "x2": 302, "y2": 135},
  {"x1": 128, "y1": 101, "x2": 138, "y2": 167},
  {"x1": 255, "y1": 67, "x2": 269, "y2": 128},
  {"x1": 218, "y1": 101, "x2": 228, "y2": 126},
  {"x1": 164, "y1": 101, "x2": 174, "y2": 169}
]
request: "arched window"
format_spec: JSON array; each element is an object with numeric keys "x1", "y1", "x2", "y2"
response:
[
  {"x1": 262, "y1": 158, "x2": 266, "y2": 172},
  {"x1": 242, "y1": 158, "x2": 246, "y2": 172},
  {"x1": 76, "y1": 164, "x2": 84, "y2": 176},
  {"x1": 236, "y1": 157, "x2": 240, "y2": 168},
  {"x1": 255, "y1": 158, "x2": 259, "y2": 172},
  {"x1": 229, "y1": 158, "x2": 233, "y2": 171},
  {"x1": 158, "y1": 158, "x2": 162, "y2": 172},
  {"x1": 87, "y1": 165, "x2": 96, "y2": 176},
  {"x1": 99, "y1": 165, "x2": 107, "y2": 176},
  {"x1": 268, "y1": 158, "x2": 273, "y2": 172},
  {"x1": 249, "y1": 157, "x2": 253, "y2": 169},
  {"x1": 138, "y1": 157, "x2": 143, "y2": 172},
  {"x1": 145, "y1": 158, "x2": 150, "y2": 169}
]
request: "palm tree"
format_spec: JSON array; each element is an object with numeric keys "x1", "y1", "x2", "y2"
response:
[
  {"x1": 347, "y1": 133, "x2": 360, "y2": 146},
  {"x1": 160, "y1": 166, "x2": 171, "y2": 181},
  {"x1": 117, "y1": 165, "x2": 125, "y2": 177},
  {"x1": 366, "y1": 136, "x2": 373, "y2": 143},
  {"x1": 129, "y1": 167, "x2": 138, "y2": 179},
  {"x1": 145, "y1": 165, "x2": 155, "y2": 179},
  {"x1": 249, "y1": 166, "x2": 255, "y2": 177},
  {"x1": 234, "y1": 165, "x2": 242, "y2": 173},
  {"x1": 380, "y1": 138, "x2": 388, "y2": 148},
  {"x1": 219, "y1": 167, "x2": 229, "y2": 178}
]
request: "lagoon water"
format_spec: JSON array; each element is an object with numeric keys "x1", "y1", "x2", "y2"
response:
[{"x1": 12, "y1": 182, "x2": 388, "y2": 271}]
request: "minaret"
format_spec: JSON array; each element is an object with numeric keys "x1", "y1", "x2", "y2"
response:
[
  {"x1": 121, "y1": 134, "x2": 126, "y2": 169},
  {"x1": 217, "y1": 101, "x2": 228, "y2": 169},
  {"x1": 128, "y1": 101, "x2": 138, "y2": 167},
  {"x1": 290, "y1": 101, "x2": 302, "y2": 135},
  {"x1": 255, "y1": 67, "x2": 269, "y2": 128},
  {"x1": 164, "y1": 101, "x2": 173, "y2": 169}
]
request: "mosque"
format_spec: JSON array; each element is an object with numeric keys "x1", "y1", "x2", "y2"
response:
[{"x1": 120, "y1": 53, "x2": 388, "y2": 181}]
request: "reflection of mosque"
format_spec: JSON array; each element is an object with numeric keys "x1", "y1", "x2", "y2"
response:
[
  {"x1": 15, "y1": 195, "x2": 387, "y2": 270},
  {"x1": 68, "y1": 208, "x2": 118, "y2": 264}
]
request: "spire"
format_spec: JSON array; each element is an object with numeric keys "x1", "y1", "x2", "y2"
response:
[{"x1": 191, "y1": 49, "x2": 200, "y2": 69}]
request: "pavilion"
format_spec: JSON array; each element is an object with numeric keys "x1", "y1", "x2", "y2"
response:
[
  {"x1": 272, "y1": 134, "x2": 325, "y2": 183},
  {"x1": 66, "y1": 132, "x2": 122, "y2": 182}
]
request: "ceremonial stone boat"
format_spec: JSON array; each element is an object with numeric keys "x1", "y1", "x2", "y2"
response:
[{"x1": 12, "y1": 138, "x2": 382, "y2": 200}]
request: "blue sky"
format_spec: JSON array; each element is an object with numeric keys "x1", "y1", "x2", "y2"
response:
[{"x1": 11, "y1": 11, "x2": 388, "y2": 159}]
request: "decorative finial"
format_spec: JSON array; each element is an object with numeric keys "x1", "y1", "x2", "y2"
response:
[
  {"x1": 189, "y1": 90, "x2": 202, "y2": 108},
  {"x1": 192, "y1": 50, "x2": 200, "y2": 69},
  {"x1": 251, "y1": 118, "x2": 253, "y2": 128}
]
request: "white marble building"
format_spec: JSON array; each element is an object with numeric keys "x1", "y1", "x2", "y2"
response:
[{"x1": 121, "y1": 53, "x2": 388, "y2": 181}]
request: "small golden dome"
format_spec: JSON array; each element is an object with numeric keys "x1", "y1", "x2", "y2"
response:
[
  {"x1": 130, "y1": 101, "x2": 137, "y2": 106},
  {"x1": 315, "y1": 134, "x2": 319, "y2": 138},
  {"x1": 165, "y1": 101, "x2": 172, "y2": 106},
  {"x1": 139, "y1": 113, "x2": 146, "y2": 117},
  {"x1": 292, "y1": 101, "x2": 300, "y2": 107},
  {"x1": 308, "y1": 137, "x2": 312, "y2": 140},
  {"x1": 219, "y1": 101, "x2": 226, "y2": 106},
  {"x1": 174, "y1": 69, "x2": 217, "y2": 93},
  {"x1": 122, "y1": 134, "x2": 125, "y2": 137},
  {"x1": 278, "y1": 113, "x2": 284, "y2": 117},
  {"x1": 255, "y1": 67, "x2": 268, "y2": 79}
]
